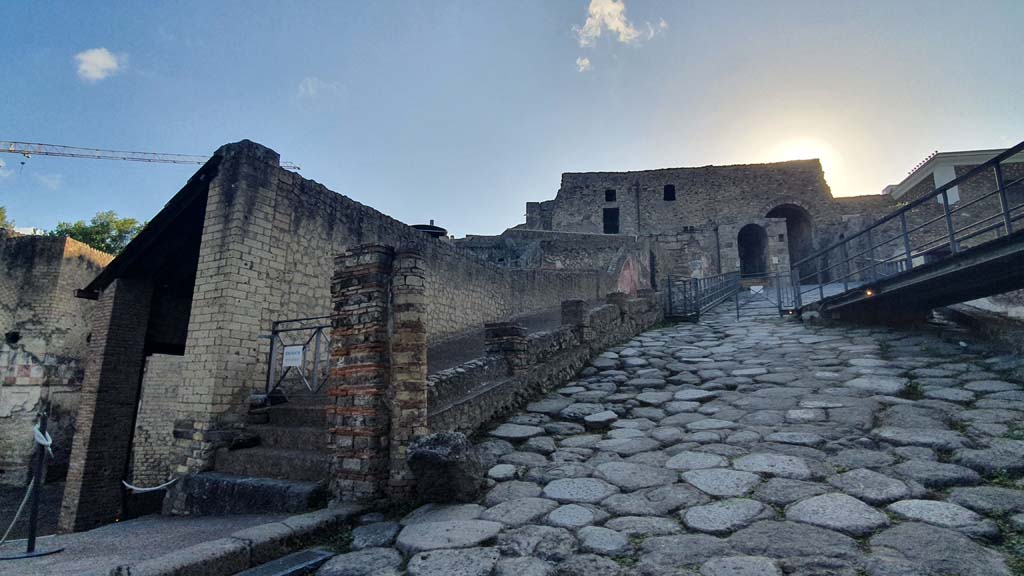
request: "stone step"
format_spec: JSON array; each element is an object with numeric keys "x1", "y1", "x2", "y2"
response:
[
  {"x1": 265, "y1": 404, "x2": 328, "y2": 428},
  {"x1": 166, "y1": 471, "x2": 329, "y2": 516},
  {"x1": 214, "y1": 447, "x2": 331, "y2": 483},
  {"x1": 251, "y1": 424, "x2": 330, "y2": 452}
]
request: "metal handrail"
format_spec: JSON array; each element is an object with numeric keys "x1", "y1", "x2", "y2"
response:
[
  {"x1": 790, "y1": 139, "x2": 1024, "y2": 307},
  {"x1": 793, "y1": 140, "x2": 1024, "y2": 271},
  {"x1": 668, "y1": 271, "x2": 740, "y2": 319}
]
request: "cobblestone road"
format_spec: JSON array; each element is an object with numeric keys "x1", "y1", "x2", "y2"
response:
[{"x1": 323, "y1": 305, "x2": 1024, "y2": 576}]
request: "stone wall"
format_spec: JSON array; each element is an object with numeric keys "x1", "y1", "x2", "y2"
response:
[
  {"x1": 131, "y1": 354, "x2": 184, "y2": 486},
  {"x1": 426, "y1": 292, "x2": 663, "y2": 434},
  {"x1": 0, "y1": 231, "x2": 110, "y2": 484},
  {"x1": 521, "y1": 159, "x2": 894, "y2": 284}
]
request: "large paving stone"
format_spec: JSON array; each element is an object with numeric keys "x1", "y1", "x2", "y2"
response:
[
  {"x1": 495, "y1": 557, "x2": 554, "y2": 576},
  {"x1": 528, "y1": 398, "x2": 574, "y2": 415},
  {"x1": 947, "y1": 485, "x2": 1024, "y2": 515},
  {"x1": 561, "y1": 403, "x2": 608, "y2": 420},
  {"x1": 351, "y1": 521, "x2": 400, "y2": 550},
  {"x1": 728, "y1": 521, "x2": 860, "y2": 560},
  {"x1": 871, "y1": 427, "x2": 966, "y2": 450},
  {"x1": 485, "y1": 481, "x2": 543, "y2": 506},
  {"x1": 595, "y1": 461, "x2": 677, "y2": 492},
  {"x1": 700, "y1": 556, "x2": 781, "y2": 576},
  {"x1": 752, "y1": 478, "x2": 829, "y2": 506},
  {"x1": 683, "y1": 498, "x2": 766, "y2": 535},
  {"x1": 481, "y1": 497, "x2": 559, "y2": 527},
  {"x1": 845, "y1": 376, "x2": 908, "y2": 395},
  {"x1": 577, "y1": 526, "x2": 629, "y2": 556},
  {"x1": 683, "y1": 468, "x2": 761, "y2": 497},
  {"x1": 826, "y1": 449, "x2": 896, "y2": 470},
  {"x1": 665, "y1": 451, "x2": 729, "y2": 471},
  {"x1": 491, "y1": 424, "x2": 546, "y2": 440},
  {"x1": 600, "y1": 483, "x2": 710, "y2": 515},
  {"x1": 407, "y1": 547, "x2": 501, "y2": 576},
  {"x1": 553, "y1": 554, "x2": 623, "y2": 576},
  {"x1": 316, "y1": 547, "x2": 403, "y2": 576},
  {"x1": 545, "y1": 503, "x2": 609, "y2": 530},
  {"x1": 892, "y1": 460, "x2": 980, "y2": 488},
  {"x1": 887, "y1": 499, "x2": 999, "y2": 539},
  {"x1": 639, "y1": 534, "x2": 733, "y2": 570},
  {"x1": 869, "y1": 522, "x2": 1011, "y2": 576},
  {"x1": 952, "y1": 439, "x2": 1024, "y2": 475},
  {"x1": 785, "y1": 493, "x2": 889, "y2": 536},
  {"x1": 732, "y1": 453, "x2": 813, "y2": 480},
  {"x1": 543, "y1": 478, "x2": 619, "y2": 503},
  {"x1": 827, "y1": 468, "x2": 909, "y2": 505},
  {"x1": 593, "y1": 437, "x2": 661, "y2": 455},
  {"x1": 497, "y1": 525, "x2": 577, "y2": 562},
  {"x1": 396, "y1": 520, "x2": 504, "y2": 554},
  {"x1": 674, "y1": 390, "x2": 718, "y2": 402},
  {"x1": 603, "y1": 515, "x2": 682, "y2": 537},
  {"x1": 402, "y1": 503, "x2": 485, "y2": 525}
]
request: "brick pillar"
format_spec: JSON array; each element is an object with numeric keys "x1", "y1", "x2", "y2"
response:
[
  {"x1": 59, "y1": 277, "x2": 152, "y2": 532},
  {"x1": 561, "y1": 299, "x2": 589, "y2": 327},
  {"x1": 329, "y1": 245, "x2": 394, "y2": 501},
  {"x1": 484, "y1": 322, "x2": 530, "y2": 374},
  {"x1": 606, "y1": 291, "x2": 629, "y2": 314},
  {"x1": 387, "y1": 249, "x2": 428, "y2": 497}
]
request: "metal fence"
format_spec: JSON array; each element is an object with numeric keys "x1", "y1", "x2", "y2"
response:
[
  {"x1": 263, "y1": 315, "x2": 332, "y2": 397},
  {"x1": 667, "y1": 271, "x2": 740, "y2": 319},
  {"x1": 790, "y1": 140, "x2": 1024, "y2": 308}
]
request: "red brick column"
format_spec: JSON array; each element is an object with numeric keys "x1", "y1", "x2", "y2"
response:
[
  {"x1": 329, "y1": 245, "x2": 394, "y2": 501},
  {"x1": 387, "y1": 249, "x2": 428, "y2": 497},
  {"x1": 59, "y1": 277, "x2": 152, "y2": 532}
]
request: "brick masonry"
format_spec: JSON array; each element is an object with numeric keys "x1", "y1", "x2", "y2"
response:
[
  {"x1": 131, "y1": 354, "x2": 184, "y2": 486},
  {"x1": 0, "y1": 231, "x2": 110, "y2": 484},
  {"x1": 60, "y1": 277, "x2": 153, "y2": 532}
]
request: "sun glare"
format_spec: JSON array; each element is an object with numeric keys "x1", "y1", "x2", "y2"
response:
[{"x1": 765, "y1": 137, "x2": 847, "y2": 195}]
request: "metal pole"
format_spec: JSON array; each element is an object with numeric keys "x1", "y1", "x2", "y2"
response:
[
  {"x1": 839, "y1": 240, "x2": 850, "y2": 292},
  {"x1": 735, "y1": 290, "x2": 740, "y2": 321},
  {"x1": 816, "y1": 256, "x2": 825, "y2": 303},
  {"x1": 900, "y1": 212, "x2": 913, "y2": 272},
  {"x1": 994, "y1": 163, "x2": 1013, "y2": 235},
  {"x1": 26, "y1": 408, "x2": 48, "y2": 553},
  {"x1": 774, "y1": 271, "x2": 783, "y2": 317},
  {"x1": 266, "y1": 323, "x2": 278, "y2": 395},
  {"x1": 865, "y1": 227, "x2": 877, "y2": 281},
  {"x1": 941, "y1": 190, "x2": 959, "y2": 254},
  {"x1": 312, "y1": 326, "x2": 322, "y2": 391}
]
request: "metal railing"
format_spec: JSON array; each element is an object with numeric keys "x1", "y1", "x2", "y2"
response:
[
  {"x1": 790, "y1": 140, "x2": 1024, "y2": 309},
  {"x1": 263, "y1": 316, "x2": 332, "y2": 396},
  {"x1": 732, "y1": 271, "x2": 799, "y2": 320},
  {"x1": 668, "y1": 271, "x2": 740, "y2": 319}
]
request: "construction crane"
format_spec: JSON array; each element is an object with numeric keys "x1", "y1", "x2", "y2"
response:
[{"x1": 1, "y1": 140, "x2": 300, "y2": 170}]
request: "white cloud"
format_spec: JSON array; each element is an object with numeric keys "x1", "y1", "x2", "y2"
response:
[
  {"x1": 0, "y1": 169, "x2": 11, "y2": 180},
  {"x1": 576, "y1": 57, "x2": 592, "y2": 72},
  {"x1": 36, "y1": 174, "x2": 62, "y2": 190},
  {"x1": 297, "y1": 76, "x2": 343, "y2": 99},
  {"x1": 659, "y1": 18, "x2": 669, "y2": 30},
  {"x1": 75, "y1": 48, "x2": 122, "y2": 82},
  {"x1": 574, "y1": 0, "x2": 641, "y2": 47}
]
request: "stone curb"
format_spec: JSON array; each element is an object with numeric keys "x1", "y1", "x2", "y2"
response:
[{"x1": 108, "y1": 504, "x2": 364, "y2": 576}]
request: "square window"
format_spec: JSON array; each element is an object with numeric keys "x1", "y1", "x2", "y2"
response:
[
  {"x1": 663, "y1": 185, "x2": 676, "y2": 201},
  {"x1": 605, "y1": 189, "x2": 616, "y2": 202}
]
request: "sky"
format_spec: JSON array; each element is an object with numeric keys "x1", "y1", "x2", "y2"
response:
[{"x1": 1, "y1": 0, "x2": 1022, "y2": 237}]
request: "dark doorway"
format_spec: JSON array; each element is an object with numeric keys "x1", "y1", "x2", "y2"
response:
[
  {"x1": 603, "y1": 208, "x2": 620, "y2": 234},
  {"x1": 738, "y1": 224, "x2": 768, "y2": 277},
  {"x1": 766, "y1": 204, "x2": 814, "y2": 279}
]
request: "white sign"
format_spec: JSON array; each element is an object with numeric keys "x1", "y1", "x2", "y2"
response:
[{"x1": 282, "y1": 345, "x2": 304, "y2": 367}]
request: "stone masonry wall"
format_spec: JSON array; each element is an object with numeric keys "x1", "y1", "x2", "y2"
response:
[
  {"x1": 0, "y1": 231, "x2": 110, "y2": 484},
  {"x1": 173, "y1": 140, "x2": 633, "y2": 478},
  {"x1": 426, "y1": 291, "x2": 663, "y2": 434},
  {"x1": 131, "y1": 354, "x2": 184, "y2": 486}
]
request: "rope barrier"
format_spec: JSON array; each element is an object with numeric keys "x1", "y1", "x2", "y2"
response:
[
  {"x1": 121, "y1": 477, "x2": 178, "y2": 493},
  {"x1": 0, "y1": 425, "x2": 52, "y2": 547}
]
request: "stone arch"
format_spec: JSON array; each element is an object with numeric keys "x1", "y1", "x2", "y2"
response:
[
  {"x1": 766, "y1": 203, "x2": 815, "y2": 278},
  {"x1": 737, "y1": 223, "x2": 768, "y2": 277}
]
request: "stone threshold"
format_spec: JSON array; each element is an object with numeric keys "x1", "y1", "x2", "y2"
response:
[{"x1": 107, "y1": 504, "x2": 363, "y2": 576}]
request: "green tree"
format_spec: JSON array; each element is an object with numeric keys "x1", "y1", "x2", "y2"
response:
[
  {"x1": 49, "y1": 211, "x2": 145, "y2": 255},
  {"x1": 0, "y1": 206, "x2": 12, "y2": 229}
]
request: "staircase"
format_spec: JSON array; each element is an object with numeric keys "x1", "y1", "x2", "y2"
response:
[{"x1": 170, "y1": 391, "x2": 333, "y2": 515}]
